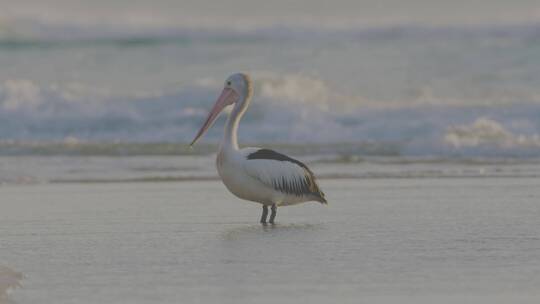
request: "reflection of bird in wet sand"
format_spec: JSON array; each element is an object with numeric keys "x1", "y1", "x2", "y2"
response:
[{"x1": 0, "y1": 265, "x2": 22, "y2": 301}]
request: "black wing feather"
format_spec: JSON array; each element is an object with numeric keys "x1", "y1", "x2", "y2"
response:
[{"x1": 247, "y1": 149, "x2": 327, "y2": 203}]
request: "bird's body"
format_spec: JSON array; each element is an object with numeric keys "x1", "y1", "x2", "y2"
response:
[
  {"x1": 217, "y1": 147, "x2": 326, "y2": 207},
  {"x1": 190, "y1": 73, "x2": 326, "y2": 224}
]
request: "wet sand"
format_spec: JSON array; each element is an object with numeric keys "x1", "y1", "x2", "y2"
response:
[{"x1": 1, "y1": 178, "x2": 540, "y2": 303}]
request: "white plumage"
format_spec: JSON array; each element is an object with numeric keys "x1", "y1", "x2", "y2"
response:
[{"x1": 191, "y1": 73, "x2": 326, "y2": 224}]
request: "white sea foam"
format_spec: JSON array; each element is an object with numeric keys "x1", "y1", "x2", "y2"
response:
[
  {"x1": 0, "y1": 80, "x2": 42, "y2": 111},
  {"x1": 445, "y1": 118, "x2": 540, "y2": 149},
  {"x1": 259, "y1": 74, "x2": 332, "y2": 108}
]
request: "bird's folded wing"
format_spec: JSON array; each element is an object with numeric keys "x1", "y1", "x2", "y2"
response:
[{"x1": 242, "y1": 149, "x2": 324, "y2": 200}]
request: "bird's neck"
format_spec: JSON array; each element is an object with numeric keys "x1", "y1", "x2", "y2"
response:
[{"x1": 222, "y1": 94, "x2": 249, "y2": 152}]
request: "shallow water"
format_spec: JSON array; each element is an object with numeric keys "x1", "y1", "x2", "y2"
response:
[
  {"x1": 2, "y1": 154, "x2": 540, "y2": 185},
  {"x1": 1, "y1": 178, "x2": 539, "y2": 303}
]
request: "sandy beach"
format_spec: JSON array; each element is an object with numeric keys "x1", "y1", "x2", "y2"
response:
[{"x1": 2, "y1": 176, "x2": 539, "y2": 303}]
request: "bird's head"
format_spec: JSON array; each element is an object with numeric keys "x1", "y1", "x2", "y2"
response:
[{"x1": 190, "y1": 73, "x2": 252, "y2": 147}]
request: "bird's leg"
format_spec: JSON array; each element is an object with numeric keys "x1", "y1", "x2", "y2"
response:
[
  {"x1": 269, "y1": 204, "x2": 277, "y2": 224},
  {"x1": 260, "y1": 205, "x2": 268, "y2": 224}
]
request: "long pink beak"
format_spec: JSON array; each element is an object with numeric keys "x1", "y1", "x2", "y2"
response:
[{"x1": 190, "y1": 87, "x2": 238, "y2": 146}]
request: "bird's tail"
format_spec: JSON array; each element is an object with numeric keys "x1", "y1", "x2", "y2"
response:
[{"x1": 316, "y1": 191, "x2": 327, "y2": 205}]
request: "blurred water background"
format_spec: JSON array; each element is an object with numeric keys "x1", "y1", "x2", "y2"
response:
[{"x1": 0, "y1": 0, "x2": 540, "y2": 158}]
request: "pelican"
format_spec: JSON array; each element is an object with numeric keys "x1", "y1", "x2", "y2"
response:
[{"x1": 190, "y1": 73, "x2": 327, "y2": 224}]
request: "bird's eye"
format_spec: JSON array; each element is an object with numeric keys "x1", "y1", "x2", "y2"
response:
[{"x1": 227, "y1": 81, "x2": 231, "y2": 86}]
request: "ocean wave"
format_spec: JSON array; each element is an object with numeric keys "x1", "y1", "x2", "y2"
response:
[
  {"x1": 1, "y1": 0, "x2": 539, "y2": 34},
  {"x1": 0, "y1": 78, "x2": 214, "y2": 141},
  {"x1": 1, "y1": 17, "x2": 540, "y2": 49},
  {"x1": 445, "y1": 117, "x2": 540, "y2": 149},
  {"x1": 2, "y1": 74, "x2": 540, "y2": 157}
]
